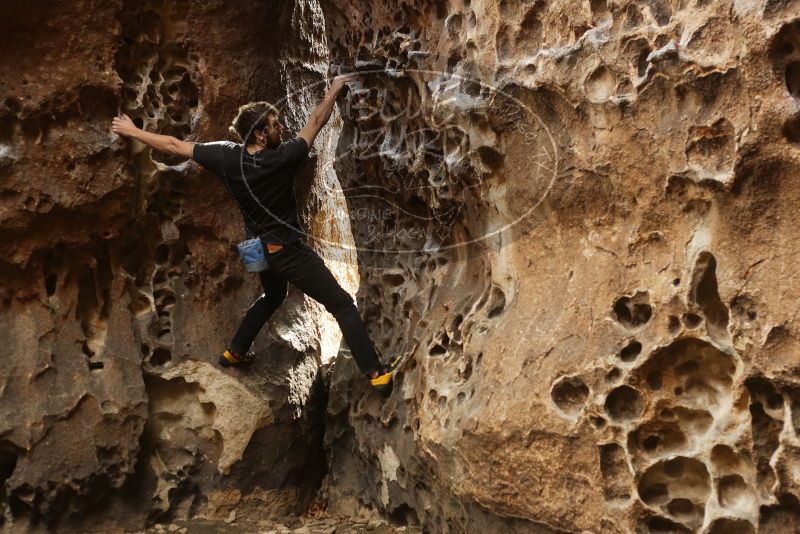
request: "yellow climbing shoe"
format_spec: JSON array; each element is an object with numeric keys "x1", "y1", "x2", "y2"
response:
[
  {"x1": 370, "y1": 356, "x2": 401, "y2": 395},
  {"x1": 219, "y1": 348, "x2": 255, "y2": 367}
]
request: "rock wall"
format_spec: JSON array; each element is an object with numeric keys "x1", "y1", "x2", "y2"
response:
[
  {"x1": 0, "y1": 0, "x2": 350, "y2": 531},
  {"x1": 321, "y1": 1, "x2": 800, "y2": 533},
  {"x1": 5, "y1": 0, "x2": 800, "y2": 533}
]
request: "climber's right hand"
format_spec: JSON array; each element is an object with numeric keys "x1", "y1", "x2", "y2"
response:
[{"x1": 330, "y1": 73, "x2": 354, "y2": 94}]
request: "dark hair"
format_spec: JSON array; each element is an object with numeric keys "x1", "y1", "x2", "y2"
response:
[{"x1": 228, "y1": 101, "x2": 278, "y2": 143}]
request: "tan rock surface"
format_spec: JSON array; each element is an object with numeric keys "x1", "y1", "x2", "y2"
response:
[{"x1": 320, "y1": 1, "x2": 800, "y2": 533}]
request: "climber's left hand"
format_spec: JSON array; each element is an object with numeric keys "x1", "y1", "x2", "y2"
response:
[{"x1": 111, "y1": 113, "x2": 139, "y2": 138}]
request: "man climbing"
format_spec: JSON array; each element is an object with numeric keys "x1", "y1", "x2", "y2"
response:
[{"x1": 111, "y1": 74, "x2": 395, "y2": 394}]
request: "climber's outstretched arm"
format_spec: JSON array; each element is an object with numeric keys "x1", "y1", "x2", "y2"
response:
[
  {"x1": 111, "y1": 113, "x2": 195, "y2": 158},
  {"x1": 296, "y1": 74, "x2": 353, "y2": 149}
]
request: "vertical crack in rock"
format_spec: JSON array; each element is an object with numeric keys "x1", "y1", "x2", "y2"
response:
[{"x1": 690, "y1": 251, "x2": 730, "y2": 346}]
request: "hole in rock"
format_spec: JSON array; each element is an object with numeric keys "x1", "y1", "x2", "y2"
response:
[
  {"x1": 613, "y1": 291, "x2": 652, "y2": 328},
  {"x1": 631, "y1": 422, "x2": 687, "y2": 456},
  {"x1": 767, "y1": 392, "x2": 783, "y2": 411},
  {"x1": 640, "y1": 483, "x2": 669, "y2": 505},
  {"x1": 551, "y1": 376, "x2": 590, "y2": 416},
  {"x1": 3, "y1": 97, "x2": 21, "y2": 114},
  {"x1": 637, "y1": 337, "x2": 734, "y2": 409},
  {"x1": 446, "y1": 14, "x2": 463, "y2": 35},
  {"x1": 771, "y1": 20, "x2": 800, "y2": 60},
  {"x1": 477, "y1": 146, "x2": 504, "y2": 172},
  {"x1": 21, "y1": 119, "x2": 39, "y2": 139},
  {"x1": 730, "y1": 294, "x2": 759, "y2": 322},
  {"x1": 590, "y1": 0, "x2": 611, "y2": 24},
  {"x1": 787, "y1": 61, "x2": 800, "y2": 98},
  {"x1": 682, "y1": 313, "x2": 702, "y2": 328},
  {"x1": 0, "y1": 115, "x2": 14, "y2": 143},
  {"x1": 620, "y1": 340, "x2": 643, "y2": 362},
  {"x1": 786, "y1": 387, "x2": 800, "y2": 435},
  {"x1": 486, "y1": 286, "x2": 506, "y2": 318},
  {"x1": 642, "y1": 435, "x2": 660, "y2": 451},
  {"x1": 592, "y1": 416, "x2": 607, "y2": 428},
  {"x1": 666, "y1": 498, "x2": 695, "y2": 520},
  {"x1": 707, "y1": 518, "x2": 754, "y2": 534},
  {"x1": 447, "y1": 56, "x2": 460, "y2": 72},
  {"x1": 604, "y1": 385, "x2": 644, "y2": 421},
  {"x1": 718, "y1": 474, "x2": 751, "y2": 509},
  {"x1": 759, "y1": 494, "x2": 800, "y2": 531},
  {"x1": 388, "y1": 503, "x2": 419, "y2": 527},
  {"x1": 156, "y1": 244, "x2": 171, "y2": 264},
  {"x1": 606, "y1": 367, "x2": 622, "y2": 382},
  {"x1": 690, "y1": 252, "x2": 729, "y2": 341},
  {"x1": 746, "y1": 377, "x2": 782, "y2": 493},
  {"x1": 645, "y1": 515, "x2": 691, "y2": 533},
  {"x1": 149, "y1": 348, "x2": 172, "y2": 366},
  {"x1": 383, "y1": 272, "x2": 405, "y2": 287},
  {"x1": 153, "y1": 270, "x2": 167, "y2": 285},
  {"x1": 710, "y1": 444, "x2": 740, "y2": 473},
  {"x1": 638, "y1": 456, "x2": 710, "y2": 529},
  {"x1": 0, "y1": 441, "x2": 19, "y2": 483},
  {"x1": 154, "y1": 289, "x2": 176, "y2": 311},
  {"x1": 200, "y1": 402, "x2": 216, "y2": 417},
  {"x1": 782, "y1": 114, "x2": 800, "y2": 143},
  {"x1": 663, "y1": 458, "x2": 685, "y2": 478},
  {"x1": 451, "y1": 315, "x2": 463, "y2": 339},
  {"x1": 429, "y1": 344, "x2": 446, "y2": 356},
  {"x1": 460, "y1": 358, "x2": 473, "y2": 381},
  {"x1": 44, "y1": 273, "x2": 57, "y2": 296}
]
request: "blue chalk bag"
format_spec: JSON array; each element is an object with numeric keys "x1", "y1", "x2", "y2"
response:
[{"x1": 237, "y1": 237, "x2": 269, "y2": 272}]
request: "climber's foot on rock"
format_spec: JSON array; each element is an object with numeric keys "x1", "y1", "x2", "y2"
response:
[
  {"x1": 218, "y1": 348, "x2": 256, "y2": 368},
  {"x1": 370, "y1": 356, "x2": 401, "y2": 396}
]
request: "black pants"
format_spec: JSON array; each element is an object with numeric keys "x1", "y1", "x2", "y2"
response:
[{"x1": 229, "y1": 239, "x2": 382, "y2": 375}]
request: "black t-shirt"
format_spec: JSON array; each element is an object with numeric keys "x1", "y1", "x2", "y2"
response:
[{"x1": 192, "y1": 137, "x2": 310, "y2": 243}]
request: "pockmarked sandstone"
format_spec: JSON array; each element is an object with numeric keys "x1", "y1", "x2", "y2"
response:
[{"x1": 320, "y1": 1, "x2": 800, "y2": 533}]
